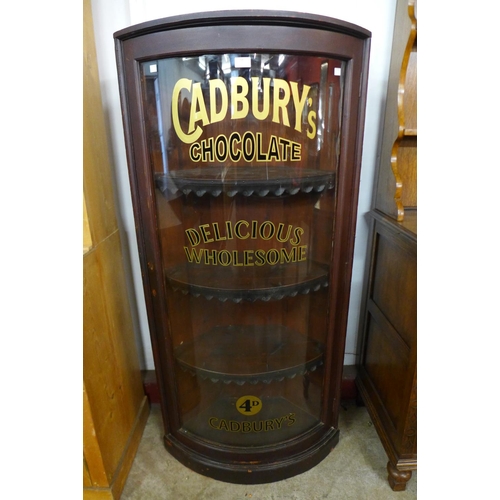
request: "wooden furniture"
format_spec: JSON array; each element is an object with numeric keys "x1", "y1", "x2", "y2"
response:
[
  {"x1": 114, "y1": 11, "x2": 370, "y2": 484},
  {"x1": 356, "y1": 0, "x2": 417, "y2": 491},
  {"x1": 83, "y1": 1, "x2": 149, "y2": 497}
]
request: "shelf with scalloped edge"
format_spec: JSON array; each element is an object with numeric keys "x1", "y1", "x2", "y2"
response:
[
  {"x1": 155, "y1": 166, "x2": 335, "y2": 198},
  {"x1": 175, "y1": 324, "x2": 324, "y2": 385},
  {"x1": 165, "y1": 260, "x2": 329, "y2": 302}
]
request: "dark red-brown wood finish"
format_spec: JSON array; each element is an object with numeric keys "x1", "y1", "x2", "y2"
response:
[{"x1": 115, "y1": 10, "x2": 370, "y2": 483}]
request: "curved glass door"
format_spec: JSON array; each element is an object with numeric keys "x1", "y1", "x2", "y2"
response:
[{"x1": 141, "y1": 53, "x2": 345, "y2": 448}]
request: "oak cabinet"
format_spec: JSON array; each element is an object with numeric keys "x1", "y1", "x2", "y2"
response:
[
  {"x1": 356, "y1": 0, "x2": 417, "y2": 491},
  {"x1": 84, "y1": 1, "x2": 149, "y2": 497}
]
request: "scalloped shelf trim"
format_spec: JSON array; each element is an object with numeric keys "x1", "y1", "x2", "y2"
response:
[
  {"x1": 165, "y1": 262, "x2": 330, "y2": 303},
  {"x1": 155, "y1": 166, "x2": 335, "y2": 198}
]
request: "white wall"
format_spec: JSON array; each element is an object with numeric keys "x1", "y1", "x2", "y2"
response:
[{"x1": 91, "y1": 0, "x2": 397, "y2": 369}]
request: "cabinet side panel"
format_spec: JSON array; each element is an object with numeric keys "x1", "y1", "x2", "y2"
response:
[
  {"x1": 83, "y1": 0, "x2": 117, "y2": 244},
  {"x1": 83, "y1": 234, "x2": 145, "y2": 477},
  {"x1": 364, "y1": 313, "x2": 409, "y2": 431},
  {"x1": 371, "y1": 228, "x2": 416, "y2": 349},
  {"x1": 361, "y1": 220, "x2": 416, "y2": 444}
]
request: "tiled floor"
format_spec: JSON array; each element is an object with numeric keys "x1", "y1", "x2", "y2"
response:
[{"x1": 121, "y1": 401, "x2": 416, "y2": 499}]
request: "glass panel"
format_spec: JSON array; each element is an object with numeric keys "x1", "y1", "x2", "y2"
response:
[{"x1": 141, "y1": 53, "x2": 345, "y2": 448}]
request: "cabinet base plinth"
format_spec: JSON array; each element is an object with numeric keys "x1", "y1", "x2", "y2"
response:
[{"x1": 163, "y1": 428, "x2": 339, "y2": 484}]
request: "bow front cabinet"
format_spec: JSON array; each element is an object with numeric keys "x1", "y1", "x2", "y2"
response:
[{"x1": 114, "y1": 11, "x2": 370, "y2": 484}]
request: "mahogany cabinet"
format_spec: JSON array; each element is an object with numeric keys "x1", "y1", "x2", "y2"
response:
[
  {"x1": 114, "y1": 11, "x2": 370, "y2": 484},
  {"x1": 356, "y1": 0, "x2": 417, "y2": 491}
]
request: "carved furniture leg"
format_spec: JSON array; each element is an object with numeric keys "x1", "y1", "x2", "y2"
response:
[{"x1": 387, "y1": 461, "x2": 412, "y2": 491}]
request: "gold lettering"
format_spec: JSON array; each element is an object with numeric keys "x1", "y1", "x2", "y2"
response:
[
  {"x1": 187, "y1": 133, "x2": 302, "y2": 163},
  {"x1": 172, "y1": 78, "x2": 203, "y2": 144},
  {"x1": 242, "y1": 131, "x2": 255, "y2": 162},
  {"x1": 183, "y1": 221, "x2": 308, "y2": 267},
  {"x1": 212, "y1": 222, "x2": 226, "y2": 241},
  {"x1": 225, "y1": 220, "x2": 234, "y2": 240},
  {"x1": 290, "y1": 82, "x2": 311, "y2": 132},
  {"x1": 274, "y1": 416, "x2": 286, "y2": 429},
  {"x1": 251, "y1": 77, "x2": 270, "y2": 120},
  {"x1": 272, "y1": 79, "x2": 290, "y2": 127},
  {"x1": 185, "y1": 228, "x2": 201, "y2": 246},
  {"x1": 231, "y1": 76, "x2": 249, "y2": 119},
  {"x1": 201, "y1": 137, "x2": 214, "y2": 162},
  {"x1": 265, "y1": 420, "x2": 275, "y2": 431},
  {"x1": 189, "y1": 142, "x2": 201, "y2": 162},
  {"x1": 280, "y1": 246, "x2": 297, "y2": 264},
  {"x1": 251, "y1": 220, "x2": 258, "y2": 239},
  {"x1": 208, "y1": 413, "x2": 296, "y2": 433},
  {"x1": 217, "y1": 250, "x2": 231, "y2": 266},
  {"x1": 266, "y1": 249, "x2": 280, "y2": 265},
  {"x1": 256, "y1": 133, "x2": 267, "y2": 162},
  {"x1": 184, "y1": 247, "x2": 203, "y2": 263},
  {"x1": 172, "y1": 77, "x2": 317, "y2": 143},
  {"x1": 259, "y1": 221, "x2": 275, "y2": 240},
  {"x1": 209, "y1": 79, "x2": 228, "y2": 124},
  {"x1": 244, "y1": 250, "x2": 254, "y2": 266},
  {"x1": 215, "y1": 134, "x2": 228, "y2": 162},
  {"x1": 267, "y1": 135, "x2": 280, "y2": 161},
  {"x1": 234, "y1": 220, "x2": 250, "y2": 239},
  {"x1": 199, "y1": 224, "x2": 214, "y2": 243},
  {"x1": 229, "y1": 132, "x2": 241, "y2": 162},
  {"x1": 291, "y1": 142, "x2": 301, "y2": 161},
  {"x1": 182, "y1": 247, "x2": 307, "y2": 266},
  {"x1": 307, "y1": 110, "x2": 317, "y2": 139},
  {"x1": 232, "y1": 250, "x2": 244, "y2": 267},
  {"x1": 241, "y1": 421, "x2": 252, "y2": 433},
  {"x1": 204, "y1": 249, "x2": 217, "y2": 265},
  {"x1": 189, "y1": 82, "x2": 210, "y2": 134},
  {"x1": 278, "y1": 138, "x2": 292, "y2": 161},
  {"x1": 255, "y1": 249, "x2": 266, "y2": 266},
  {"x1": 276, "y1": 223, "x2": 292, "y2": 243},
  {"x1": 299, "y1": 245, "x2": 308, "y2": 261},
  {"x1": 253, "y1": 420, "x2": 263, "y2": 432},
  {"x1": 290, "y1": 227, "x2": 304, "y2": 246}
]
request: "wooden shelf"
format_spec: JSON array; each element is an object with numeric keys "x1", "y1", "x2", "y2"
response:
[
  {"x1": 175, "y1": 324, "x2": 324, "y2": 385},
  {"x1": 155, "y1": 166, "x2": 335, "y2": 198},
  {"x1": 165, "y1": 261, "x2": 329, "y2": 302}
]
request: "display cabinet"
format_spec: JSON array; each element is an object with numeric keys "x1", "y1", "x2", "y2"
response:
[{"x1": 114, "y1": 11, "x2": 370, "y2": 484}]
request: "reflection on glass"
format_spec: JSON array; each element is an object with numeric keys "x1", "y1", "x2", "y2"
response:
[{"x1": 142, "y1": 53, "x2": 345, "y2": 448}]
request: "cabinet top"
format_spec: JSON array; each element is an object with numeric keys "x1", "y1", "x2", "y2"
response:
[{"x1": 114, "y1": 10, "x2": 371, "y2": 41}]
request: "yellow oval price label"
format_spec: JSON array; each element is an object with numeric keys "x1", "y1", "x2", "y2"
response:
[{"x1": 236, "y1": 395, "x2": 263, "y2": 416}]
